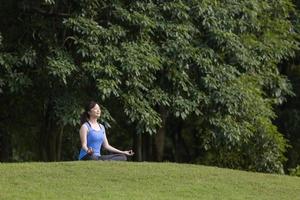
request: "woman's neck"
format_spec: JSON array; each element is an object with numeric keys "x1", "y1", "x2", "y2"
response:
[{"x1": 88, "y1": 118, "x2": 98, "y2": 124}]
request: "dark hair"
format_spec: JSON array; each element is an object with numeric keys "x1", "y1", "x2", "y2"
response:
[{"x1": 80, "y1": 101, "x2": 99, "y2": 125}]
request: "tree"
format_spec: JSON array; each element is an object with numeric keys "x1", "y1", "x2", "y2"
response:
[
  {"x1": 275, "y1": 0, "x2": 300, "y2": 172},
  {"x1": 0, "y1": 0, "x2": 298, "y2": 173}
]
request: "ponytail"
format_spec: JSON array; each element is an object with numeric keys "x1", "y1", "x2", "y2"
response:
[
  {"x1": 80, "y1": 111, "x2": 89, "y2": 125},
  {"x1": 80, "y1": 101, "x2": 99, "y2": 125}
]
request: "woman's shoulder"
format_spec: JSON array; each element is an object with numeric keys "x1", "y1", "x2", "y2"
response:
[
  {"x1": 98, "y1": 123, "x2": 105, "y2": 130},
  {"x1": 80, "y1": 122, "x2": 89, "y2": 130}
]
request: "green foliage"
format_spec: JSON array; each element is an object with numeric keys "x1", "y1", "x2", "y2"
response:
[
  {"x1": 274, "y1": 0, "x2": 300, "y2": 172},
  {"x1": 289, "y1": 165, "x2": 300, "y2": 176},
  {"x1": 0, "y1": 0, "x2": 299, "y2": 172},
  {"x1": 0, "y1": 47, "x2": 33, "y2": 94},
  {"x1": 53, "y1": 95, "x2": 83, "y2": 126},
  {"x1": 47, "y1": 49, "x2": 76, "y2": 85}
]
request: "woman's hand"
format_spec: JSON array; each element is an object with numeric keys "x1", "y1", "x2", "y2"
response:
[
  {"x1": 123, "y1": 150, "x2": 134, "y2": 156},
  {"x1": 87, "y1": 147, "x2": 94, "y2": 155}
]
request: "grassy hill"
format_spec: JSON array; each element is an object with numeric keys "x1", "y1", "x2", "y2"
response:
[{"x1": 0, "y1": 161, "x2": 299, "y2": 200}]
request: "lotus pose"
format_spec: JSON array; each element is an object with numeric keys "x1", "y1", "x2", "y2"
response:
[{"x1": 78, "y1": 101, "x2": 134, "y2": 161}]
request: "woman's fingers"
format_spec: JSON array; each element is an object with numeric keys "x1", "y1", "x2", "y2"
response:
[
  {"x1": 122, "y1": 150, "x2": 134, "y2": 156},
  {"x1": 87, "y1": 147, "x2": 93, "y2": 155},
  {"x1": 128, "y1": 150, "x2": 134, "y2": 155}
]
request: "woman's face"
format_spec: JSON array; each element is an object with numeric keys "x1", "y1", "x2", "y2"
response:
[{"x1": 88, "y1": 104, "x2": 101, "y2": 118}]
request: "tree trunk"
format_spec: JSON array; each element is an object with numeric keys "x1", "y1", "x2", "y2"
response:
[
  {"x1": 48, "y1": 130, "x2": 58, "y2": 161},
  {"x1": 39, "y1": 115, "x2": 48, "y2": 161},
  {"x1": 39, "y1": 99, "x2": 60, "y2": 161},
  {"x1": 178, "y1": 130, "x2": 191, "y2": 162},
  {"x1": 56, "y1": 125, "x2": 64, "y2": 161},
  {"x1": 146, "y1": 134, "x2": 153, "y2": 161},
  {"x1": 153, "y1": 107, "x2": 167, "y2": 162},
  {"x1": 0, "y1": 129, "x2": 12, "y2": 162},
  {"x1": 134, "y1": 133, "x2": 142, "y2": 161},
  {"x1": 154, "y1": 126, "x2": 165, "y2": 161},
  {"x1": 172, "y1": 125, "x2": 179, "y2": 162}
]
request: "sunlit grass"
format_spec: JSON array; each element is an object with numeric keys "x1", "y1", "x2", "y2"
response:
[{"x1": 0, "y1": 161, "x2": 299, "y2": 200}]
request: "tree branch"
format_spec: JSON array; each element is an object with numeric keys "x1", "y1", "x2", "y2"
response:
[{"x1": 21, "y1": 6, "x2": 70, "y2": 18}]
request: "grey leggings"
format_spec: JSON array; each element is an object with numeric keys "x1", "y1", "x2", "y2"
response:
[{"x1": 81, "y1": 153, "x2": 127, "y2": 161}]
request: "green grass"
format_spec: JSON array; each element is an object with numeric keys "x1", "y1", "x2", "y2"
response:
[{"x1": 0, "y1": 161, "x2": 300, "y2": 200}]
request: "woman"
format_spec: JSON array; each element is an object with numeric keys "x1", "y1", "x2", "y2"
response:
[{"x1": 78, "y1": 101, "x2": 134, "y2": 161}]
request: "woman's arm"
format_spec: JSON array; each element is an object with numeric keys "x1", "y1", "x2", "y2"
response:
[
  {"x1": 102, "y1": 133, "x2": 134, "y2": 156},
  {"x1": 79, "y1": 124, "x2": 89, "y2": 152}
]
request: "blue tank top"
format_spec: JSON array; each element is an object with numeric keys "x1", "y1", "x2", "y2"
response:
[{"x1": 78, "y1": 122, "x2": 105, "y2": 160}]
